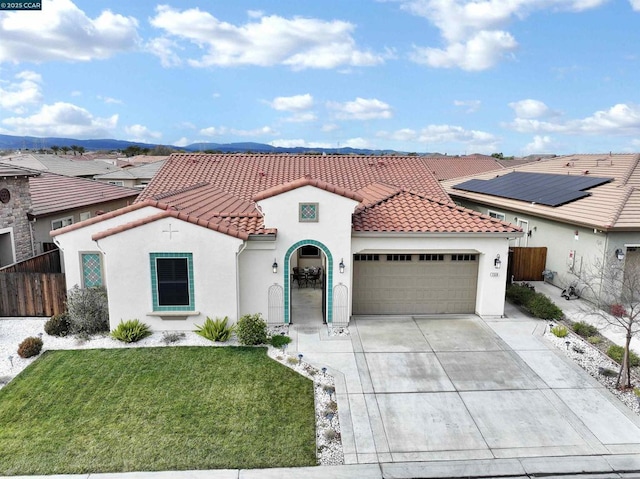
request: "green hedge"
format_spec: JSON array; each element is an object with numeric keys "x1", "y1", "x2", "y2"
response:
[{"x1": 506, "y1": 284, "x2": 563, "y2": 320}]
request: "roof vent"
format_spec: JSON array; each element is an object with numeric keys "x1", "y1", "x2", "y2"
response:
[
  {"x1": 583, "y1": 170, "x2": 589, "y2": 175},
  {"x1": 258, "y1": 171, "x2": 266, "y2": 177}
]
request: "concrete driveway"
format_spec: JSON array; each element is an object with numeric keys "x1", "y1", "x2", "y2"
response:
[{"x1": 289, "y1": 310, "x2": 640, "y2": 468}]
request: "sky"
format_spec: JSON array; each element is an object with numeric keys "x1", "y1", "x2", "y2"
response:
[{"x1": 1, "y1": 0, "x2": 640, "y2": 156}]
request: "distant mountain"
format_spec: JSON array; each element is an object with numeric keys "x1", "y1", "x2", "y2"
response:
[
  {"x1": 0, "y1": 134, "x2": 417, "y2": 156},
  {"x1": 185, "y1": 141, "x2": 408, "y2": 155}
]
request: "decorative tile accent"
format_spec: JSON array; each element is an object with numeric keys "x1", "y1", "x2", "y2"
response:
[
  {"x1": 81, "y1": 253, "x2": 102, "y2": 288},
  {"x1": 283, "y1": 240, "x2": 333, "y2": 324},
  {"x1": 299, "y1": 203, "x2": 319, "y2": 222},
  {"x1": 149, "y1": 252, "x2": 195, "y2": 312}
]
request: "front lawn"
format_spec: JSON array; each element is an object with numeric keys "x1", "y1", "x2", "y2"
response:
[{"x1": 0, "y1": 347, "x2": 316, "y2": 475}]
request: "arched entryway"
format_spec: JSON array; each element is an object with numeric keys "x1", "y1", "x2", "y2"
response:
[{"x1": 283, "y1": 240, "x2": 333, "y2": 324}]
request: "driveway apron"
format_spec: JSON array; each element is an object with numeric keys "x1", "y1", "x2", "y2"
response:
[{"x1": 290, "y1": 312, "x2": 640, "y2": 466}]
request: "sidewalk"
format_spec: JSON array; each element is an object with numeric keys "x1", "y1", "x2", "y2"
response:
[{"x1": 531, "y1": 281, "x2": 640, "y2": 354}]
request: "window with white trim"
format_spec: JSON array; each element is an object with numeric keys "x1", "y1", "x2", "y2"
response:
[
  {"x1": 51, "y1": 216, "x2": 73, "y2": 230},
  {"x1": 488, "y1": 210, "x2": 506, "y2": 221}
]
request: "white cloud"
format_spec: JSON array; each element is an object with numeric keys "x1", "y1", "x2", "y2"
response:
[
  {"x1": 631, "y1": 0, "x2": 640, "y2": 10},
  {"x1": 507, "y1": 103, "x2": 640, "y2": 136},
  {"x1": 327, "y1": 97, "x2": 393, "y2": 120},
  {"x1": 70, "y1": 90, "x2": 82, "y2": 97},
  {"x1": 321, "y1": 123, "x2": 340, "y2": 132},
  {"x1": 410, "y1": 30, "x2": 517, "y2": 71},
  {"x1": 98, "y1": 95, "x2": 123, "y2": 105},
  {"x1": 522, "y1": 135, "x2": 555, "y2": 154},
  {"x1": 146, "y1": 36, "x2": 182, "y2": 68},
  {"x1": 0, "y1": 0, "x2": 139, "y2": 63},
  {"x1": 2, "y1": 101, "x2": 118, "y2": 138},
  {"x1": 398, "y1": 0, "x2": 606, "y2": 70},
  {"x1": 342, "y1": 137, "x2": 371, "y2": 149},
  {"x1": 200, "y1": 125, "x2": 276, "y2": 137},
  {"x1": 125, "y1": 124, "x2": 162, "y2": 142},
  {"x1": 270, "y1": 139, "x2": 333, "y2": 149},
  {"x1": 148, "y1": 6, "x2": 384, "y2": 70},
  {"x1": 508, "y1": 99, "x2": 551, "y2": 119},
  {"x1": 173, "y1": 137, "x2": 191, "y2": 147},
  {"x1": 378, "y1": 123, "x2": 499, "y2": 151},
  {"x1": 0, "y1": 70, "x2": 42, "y2": 113},
  {"x1": 454, "y1": 99, "x2": 481, "y2": 113},
  {"x1": 269, "y1": 94, "x2": 314, "y2": 112}
]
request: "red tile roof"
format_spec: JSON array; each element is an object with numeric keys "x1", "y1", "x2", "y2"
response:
[
  {"x1": 353, "y1": 190, "x2": 520, "y2": 233},
  {"x1": 421, "y1": 156, "x2": 505, "y2": 181},
  {"x1": 29, "y1": 172, "x2": 139, "y2": 217},
  {"x1": 137, "y1": 154, "x2": 450, "y2": 204},
  {"x1": 252, "y1": 175, "x2": 364, "y2": 203},
  {"x1": 55, "y1": 154, "x2": 520, "y2": 238}
]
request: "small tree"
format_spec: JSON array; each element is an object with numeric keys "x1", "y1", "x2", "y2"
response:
[{"x1": 579, "y1": 256, "x2": 640, "y2": 389}]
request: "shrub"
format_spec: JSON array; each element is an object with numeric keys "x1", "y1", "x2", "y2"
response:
[
  {"x1": 607, "y1": 345, "x2": 640, "y2": 367},
  {"x1": 17, "y1": 336, "x2": 43, "y2": 358},
  {"x1": 527, "y1": 294, "x2": 563, "y2": 320},
  {"x1": 506, "y1": 284, "x2": 537, "y2": 306},
  {"x1": 572, "y1": 321, "x2": 598, "y2": 338},
  {"x1": 551, "y1": 325, "x2": 568, "y2": 338},
  {"x1": 270, "y1": 334, "x2": 292, "y2": 349},
  {"x1": 587, "y1": 335, "x2": 602, "y2": 345},
  {"x1": 235, "y1": 313, "x2": 267, "y2": 345},
  {"x1": 111, "y1": 319, "x2": 152, "y2": 343},
  {"x1": 162, "y1": 331, "x2": 185, "y2": 344},
  {"x1": 44, "y1": 313, "x2": 70, "y2": 337},
  {"x1": 66, "y1": 285, "x2": 109, "y2": 334},
  {"x1": 195, "y1": 316, "x2": 234, "y2": 342}
]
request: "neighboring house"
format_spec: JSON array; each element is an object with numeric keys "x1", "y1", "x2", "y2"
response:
[
  {"x1": 0, "y1": 153, "x2": 121, "y2": 178},
  {"x1": 94, "y1": 160, "x2": 166, "y2": 189},
  {"x1": 0, "y1": 165, "x2": 40, "y2": 266},
  {"x1": 442, "y1": 153, "x2": 640, "y2": 291},
  {"x1": 29, "y1": 173, "x2": 140, "y2": 254},
  {"x1": 52, "y1": 154, "x2": 521, "y2": 331}
]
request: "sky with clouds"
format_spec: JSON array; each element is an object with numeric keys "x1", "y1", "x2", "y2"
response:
[{"x1": 0, "y1": 0, "x2": 639, "y2": 155}]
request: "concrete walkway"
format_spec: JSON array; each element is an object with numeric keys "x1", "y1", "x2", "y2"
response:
[{"x1": 5, "y1": 287, "x2": 640, "y2": 478}]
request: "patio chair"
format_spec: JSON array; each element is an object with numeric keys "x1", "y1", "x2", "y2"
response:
[
  {"x1": 307, "y1": 268, "x2": 321, "y2": 289},
  {"x1": 292, "y1": 267, "x2": 305, "y2": 288}
]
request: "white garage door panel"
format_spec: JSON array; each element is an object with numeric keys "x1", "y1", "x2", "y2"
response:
[{"x1": 353, "y1": 255, "x2": 478, "y2": 315}]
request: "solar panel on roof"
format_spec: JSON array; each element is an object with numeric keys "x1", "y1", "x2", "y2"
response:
[{"x1": 452, "y1": 172, "x2": 613, "y2": 207}]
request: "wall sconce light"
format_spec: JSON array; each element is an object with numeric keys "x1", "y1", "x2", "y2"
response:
[
  {"x1": 574, "y1": 230, "x2": 579, "y2": 240},
  {"x1": 339, "y1": 258, "x2": 345, "y2": 274},
  {"x1": 494, "y1": 254, "x2": 502, "y2": 269},
  {"x1": 272, "y1": 259, "x2": 278, "y2": 273},
  {"x1": 615, "y1": 248, "x2": 625, "y2": 261}
]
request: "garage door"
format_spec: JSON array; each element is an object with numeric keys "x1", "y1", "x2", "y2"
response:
[{"x1": 352, "y1": 253, "x2": 478, "y2": 315}]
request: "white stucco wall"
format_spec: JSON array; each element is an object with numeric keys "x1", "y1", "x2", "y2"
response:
[
  {"x1": 351, "y1": 234, "x2": 511, "y2": 317},
  {"x1": 54, "y1": 206, "x2": 243, "y2": 331},
  {"x1": 239, "y1": 185, "x2": 359, "y2": 322}
]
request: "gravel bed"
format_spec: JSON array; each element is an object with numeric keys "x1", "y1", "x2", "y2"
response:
[
  {"x1": 543, "y1": 322, "x2": 640, "y2": 414},
  {"x1": 0, "y1": 319, "x2": 344, "y2": 466}
]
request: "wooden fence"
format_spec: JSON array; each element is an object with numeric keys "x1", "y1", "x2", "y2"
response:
[
  {"x1": 508, "y1": 247, "x2": 548, "y2": 282},
  {"x1": 0, "y1": 249, "x2": 66, "y2": 317}
]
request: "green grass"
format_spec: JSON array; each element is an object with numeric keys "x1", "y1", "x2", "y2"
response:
[{"x1": 0, "y1": 347, "x2": 316, "y2": 475}]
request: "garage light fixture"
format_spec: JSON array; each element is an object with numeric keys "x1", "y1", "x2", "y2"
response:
[
  {"x1": 494, "y1": 254, "x2": 502, "y2": 269},
  {"x1": 339, "y1": 258, "x2": 345, "y2": 274},
  {"x1": 272, "y1": 259, "x2": 278, "y2": 273},
  {"x1": 615, "y1": 248, "x2": 625, "y2": 261}
]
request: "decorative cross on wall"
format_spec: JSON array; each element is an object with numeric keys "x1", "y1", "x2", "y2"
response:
[{"x1": 162, "y1": 223, "x2": 179, "y2": 239}]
